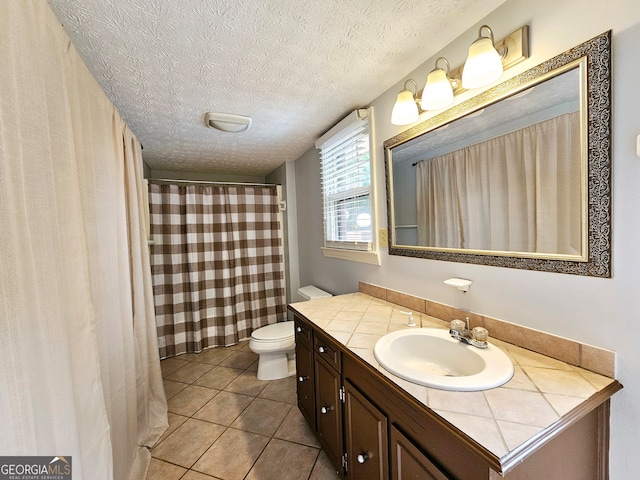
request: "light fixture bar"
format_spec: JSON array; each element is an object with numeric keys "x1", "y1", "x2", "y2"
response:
[
  {"x1": 391, "y1": 25, "x2": 529, "y2": 124},
  {"x1": 441, "y1": 25, "x2": 530, "y2": 97}
]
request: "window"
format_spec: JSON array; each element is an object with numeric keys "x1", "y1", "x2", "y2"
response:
[{"x1": 316, "y1": 108, "x2": 379, "y2": 265}]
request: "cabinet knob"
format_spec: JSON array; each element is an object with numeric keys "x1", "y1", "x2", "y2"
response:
[
  {"x1": 298, "y1": 375, "x2": 308, "y2": 382},
  {"x1": 296, "y1": 326, "x2": 303, "y2": 333},
  {"x1": 357, "y1": 453, "x2": 368, "y2": 464},
  {"x1": 318, "y1": 346, "x2": 326, "y2": 353},
  {"x1": 320, "y1": 405, "x2": 332, "y2": 414}
]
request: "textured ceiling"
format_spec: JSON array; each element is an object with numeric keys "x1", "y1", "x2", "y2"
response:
[{"x1": 47, "y1": 0, "x2": 506, "y2": 176}]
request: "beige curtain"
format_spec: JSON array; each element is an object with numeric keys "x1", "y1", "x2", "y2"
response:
[
  {"x1": 0, "y1": 1, "x2": 167, "y2": 479},
  {"x1": 416, "y1": 112, "x2": 581, "y2": 254}
]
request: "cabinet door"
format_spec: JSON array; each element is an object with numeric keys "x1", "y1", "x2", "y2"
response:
[
  {"x1": 295, "y1": 337, "x2": 316, "y2": 430},
  {"x1": 315, "y1": 355, "x2": 343, "y2": 471},
  {"x1": 391, "y1": 425, "x2": 451, "y2": 480},
  {"x1": 344, "y1": 381, "x2": 388, "y2": 480}
]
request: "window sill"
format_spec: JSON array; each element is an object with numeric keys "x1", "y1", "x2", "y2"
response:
[{"x1": 321, "y1": 247, "x2": 381, "y2": 266}]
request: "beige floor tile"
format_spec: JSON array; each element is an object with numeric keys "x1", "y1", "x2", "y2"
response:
[
  {"x1": 245, "y1": 438, "x2": 319, "y2": 480},
  {"x1": 157, "y1": 342, "x2": 343, "y2": 480},
  {"x1": 309, "y1": 449, "x2": 341, "y2": 480},
  {"x1": 258, "y1": 376, "x2": 297, "y2": 404},
  {"x1": 231, "y1": 397, "x2": 292, "y2": 436},
  {"x1": 180, "y1": 470, "x2": 218, "y2": 480},
  {"x1": 196, "y1": 347, "x2": 236, "y2": 365},
  {"x1": 226, "y1": 340, "x2": 250, "y2": 351},
  {"x1": 160, "y1": 358, "x2": 190, "y2": 378},
  {"x1": 181, "y1": 471, "x2": 219, "y2": 480},
  {"x1": 219, "y1": 351, "x2": 260, "y2": 370},
  {"x1": 163, "y1": 379, "x2": 189, "y2": 400},
  {"x1": 225, "y1": 370, "x2": 269, "y2": 396},
  {"x1": 167, "y1": 385, "x2": 219, "y2": 417},
  {"x1": 273, "y1": 407, "x2": 320, "y2": 447},
  {"x1": 145, "y1": 458, "x2": 186, "y2": 480},
  {"x1": 154, "y1": 412, "x2": 189, "y2": 447},
  {"x1": 152, "y1": 418, "x2": 226, "y2": 468},
  {"x1": 195, "y1": 365, "x2": 243, "y2": 390},
  {"x1": 193, "y1": 390, "x2": 254, "y2": 426},
  {"x1": 165, "y1": 362, "x2": 214, "y2": 384},
  {"x1": 180, "y1": 352, "x2": 203, "y2": 363},
  {"x1": 246, "y1": 360, "x2": 258, "y2": 372},
  {"x1": 192, "y1": 428, "x2": 270, "y2": 480}
]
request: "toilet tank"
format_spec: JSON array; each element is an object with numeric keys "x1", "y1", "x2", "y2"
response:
[{"x1": 297, "y1": 285, "x2": 332, "y2": 301}]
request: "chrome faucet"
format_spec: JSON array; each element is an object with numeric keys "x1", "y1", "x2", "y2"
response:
[{"x1": 449, "y1": 317, "x2": 488, "y2": 349}]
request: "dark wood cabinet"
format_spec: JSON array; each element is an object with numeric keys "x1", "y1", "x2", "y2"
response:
[
  {"x1": 295, "y1": 314, "x2": 344, "y2": 473},
  {"x1": 315, "y1": 355, "x2": 343, "y2": 469},
  {"x1": 391, "y1": 425, "x2": 450, "y2": 480},
  {"x1": 295, "y1": 333, "x2": 315, "y2": 429},
  {"x1": 314, "y1": 328, "x2": 341, "y2": 371},
  {"x1": 291, "y1": 309, "x2": 619, "y2": 480},
  {"x1": 344, "y1": 380, "x2": 388, "y2": 480}
]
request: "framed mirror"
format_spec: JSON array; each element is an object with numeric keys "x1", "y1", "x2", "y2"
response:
[{"x1": 384, "y1": 31, "x2": 611, "y2": 277}]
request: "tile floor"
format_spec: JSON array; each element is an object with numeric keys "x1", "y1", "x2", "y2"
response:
[{"x1": 148, "y1": 341, "x2": 342, "y2": 480}]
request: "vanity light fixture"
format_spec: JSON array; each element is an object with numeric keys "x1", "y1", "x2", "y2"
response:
[
  {"x1": 462, "y1": 25, "x2": 506, "y2": 89},
  {"x1": 421, "y1": 57, "x2": 456, "y2": 110},
  {"x1": 391, "y1": 79, "x2": 420, "y2": 126},
  {"x1": 390, "y1": 25, "x2": 529, "y2": 125}
]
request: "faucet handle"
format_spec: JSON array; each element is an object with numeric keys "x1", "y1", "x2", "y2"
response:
[
  {"x1": 450, "y1": 319, "x2": 466, "y2": 333},
  {"x1": 472, "y1": 326, "x2": 488, "y2": 343}
]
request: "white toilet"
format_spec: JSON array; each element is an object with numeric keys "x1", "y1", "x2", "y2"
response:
[{"x1": 249, "y1": 285, "x2": 332, "y2": 380}]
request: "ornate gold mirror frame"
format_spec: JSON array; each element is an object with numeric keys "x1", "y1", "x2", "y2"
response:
[{"x1": 384, "y1": 31, "x2": 611, "y2": 277}]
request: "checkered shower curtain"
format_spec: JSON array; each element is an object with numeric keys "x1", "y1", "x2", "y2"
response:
[{"x1": 148, "y1": 183, "x2": 287, "y2": 359}]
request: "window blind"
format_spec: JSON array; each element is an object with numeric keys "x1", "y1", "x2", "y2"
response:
[{"x1": 316, "y1": 109, "x2": 373, "y2": 251}]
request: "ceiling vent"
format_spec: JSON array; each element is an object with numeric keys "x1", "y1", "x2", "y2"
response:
[{"x1": 205, "y1": 112, "x2": 252, "y2": 133}]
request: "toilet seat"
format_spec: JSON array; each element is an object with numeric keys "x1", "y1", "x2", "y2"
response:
[
  {"x1": 250, "y1": 321, "x2": 294, "y2": 342},
  {"x1": 249, "y1": 321, "x2": 295, "y2": 355}
]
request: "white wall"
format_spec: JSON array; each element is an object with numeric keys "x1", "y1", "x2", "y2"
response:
[{"x1": 294, "y1": 0, "x2": 640, "y2": 477}]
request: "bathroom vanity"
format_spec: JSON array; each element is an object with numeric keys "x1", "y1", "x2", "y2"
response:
[{"x1": 289, "y1": 293, "x2": 622, "y2": 479}]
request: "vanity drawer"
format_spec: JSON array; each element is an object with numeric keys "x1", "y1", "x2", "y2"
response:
[
  {"x1": 294, "y1": 315, "x2": 313, "y2": 346},
  {"x1": 314, "y1": 329, "x2": 342, "y2": 373}
]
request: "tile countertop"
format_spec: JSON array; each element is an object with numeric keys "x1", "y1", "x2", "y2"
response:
[{"x1": 289, "y1": 292, "x2": 622, "y2": 460}]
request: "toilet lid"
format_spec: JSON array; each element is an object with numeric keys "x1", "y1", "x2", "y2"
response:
[{"x1": 251, "y1": 321, "x2": 294, "y2": 341}]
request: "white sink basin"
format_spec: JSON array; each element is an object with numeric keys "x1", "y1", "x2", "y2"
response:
[{"x1": 373, "y1": 328, "x2": 514, "y2": 391}]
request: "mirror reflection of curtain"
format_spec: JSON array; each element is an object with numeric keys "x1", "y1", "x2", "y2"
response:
[
  {"x1": 416, "y1": 112, "x2": 581, "y2": 253},
  {"x1": 148, "y1": 184, "x2": 287, "y2": 358}
]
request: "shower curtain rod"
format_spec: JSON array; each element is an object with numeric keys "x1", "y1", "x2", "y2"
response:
[{"x1": 147, "y1": 178, "x2": 277, "y2": 187}]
